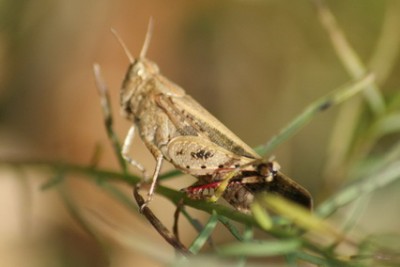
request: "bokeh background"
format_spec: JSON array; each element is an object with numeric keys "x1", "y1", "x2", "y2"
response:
[{"x1": 1, "y1": 0, "x2": 400, "y2": 266}]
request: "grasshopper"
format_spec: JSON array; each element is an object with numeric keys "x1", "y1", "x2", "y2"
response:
[{"x1": 95, "y1": 20, "x2": 312, "y2": 211}]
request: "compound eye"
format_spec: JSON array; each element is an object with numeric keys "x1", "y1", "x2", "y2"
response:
[
  {"x1": 137, "y1": 68, "x2": 144, "y2": 76},
  {"x1": 131, "y1": 61, "x2": 145, "y2": 76}
]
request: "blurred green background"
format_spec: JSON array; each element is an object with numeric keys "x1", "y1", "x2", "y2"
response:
[{"x1": 1, "y1": 0, "x2": 400, "y2": 266}]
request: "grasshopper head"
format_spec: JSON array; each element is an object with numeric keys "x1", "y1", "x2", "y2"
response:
[
  {"x1": 116, "y1": 19, "x2": 158, "y2": 120},
  {"x1": 120, "y1": 58, "x2": 159, "y2": 119}
]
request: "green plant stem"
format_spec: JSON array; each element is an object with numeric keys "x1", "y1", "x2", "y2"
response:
[
  {"x1": 256, "y1": 74, "x2": 374, "y2": 155},
  {"x1": 368, "y1": 0, "x2": 400, "y2": 84},
  {"x1": 2, "y1": 159, "x2": 356, "y2": 265},
  {"x1": 312, "y1": 0, "x2": 385, "y2": 115},
  {"x1": 317, "y1": 160, "x2": 400, "y2": 218}
]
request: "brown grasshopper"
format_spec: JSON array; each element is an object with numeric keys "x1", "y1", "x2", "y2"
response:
[{"x1": 95, "y1": 20, "x2": 312, "y2": 211}]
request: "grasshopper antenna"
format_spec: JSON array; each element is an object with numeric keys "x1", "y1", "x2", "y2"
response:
[
  {"x1": 139, "y1": 17, "x2": 154, "y2": 59},
  {"x1": 111, "y1": 28, "x2": 134, "y2": 64}
]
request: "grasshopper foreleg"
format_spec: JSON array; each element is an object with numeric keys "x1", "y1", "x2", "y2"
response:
[
  {"x1": 122, "y1": 126, "x2": 164, "y2": 210},
  {"x1": 122, "y1": 126, "x2": 149, "y2": 180}
]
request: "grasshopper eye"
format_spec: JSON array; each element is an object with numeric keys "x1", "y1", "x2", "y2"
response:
[
  {"x1": 137, "y1": 68, "x2": 145, "y2": 76},
  {"x1": 131, "y1": 62, "x2": 145, "y2": 76},
  {"x1": 131, "y1": 60, "x2": 159, "y2": 79}
]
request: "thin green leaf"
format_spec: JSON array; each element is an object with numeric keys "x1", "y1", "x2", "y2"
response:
[
  {"x1": 100, "y1": 182, "x2": 139, "y2": 213},
  {"x1": 250, "y1": 200, "x2": 273, "y2": 231},
  {"x1": 294, "y1": 251, "x2": 329, "y2": 266},
  {"x1": 40, "y1": 171, "x2": 65, "y2": 190},
  {"x1": 159, "y1": 169, "x2": 183, "y2": 180},
  {"x1": 189, "y1": 210, "x2": 219, "y2": 254},
  {"x1": 218, "y1": 239, "x2": 301, "y2": 257},
  {"x1": 218, "y1": 216, "x2": 244, "y2": 242},
  {"x1": 261, "y1": 194, "x2": 342, "y2": 240},
  {"x1": 317, "y1": 160, "x2": 400, "y2": 218},
  {"x1": 313, "y1": 0, "x2": 385, "y2": 115},
  {"x1": 368, "y1": 1, "x2": 400, "y2": 84},
  {"x1": 372, "y1": 112, "x2": 400, "y2": 138},
  {"x1": 350, "y1": 140, "x2": 400, "y2": 180},
  {"x1": 182, "y1": 208, "x2": 205, "y2": 234},
  {"x1": 256, "y1": 74, "x2": 374, "y2": 155},
  {"x1": 234, "y1": 224, "x2": 254, "y2": 267}
]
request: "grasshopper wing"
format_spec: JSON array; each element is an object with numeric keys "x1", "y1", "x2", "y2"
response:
[
  {"x1": 167, "y1": 136, "x2": 255, "y2": 176},
  {"x1": 152, "y1": 75, "x2": 259, "y2": 160}
]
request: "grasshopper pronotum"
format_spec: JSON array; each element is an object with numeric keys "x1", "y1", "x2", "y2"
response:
[{"x1": 94, "y1": 19, "x2": 312, "y2": 212}]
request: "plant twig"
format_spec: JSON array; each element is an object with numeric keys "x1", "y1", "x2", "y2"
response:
[{"x1": 133, "y1": 183, "x2": 191, "y2": 255}]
